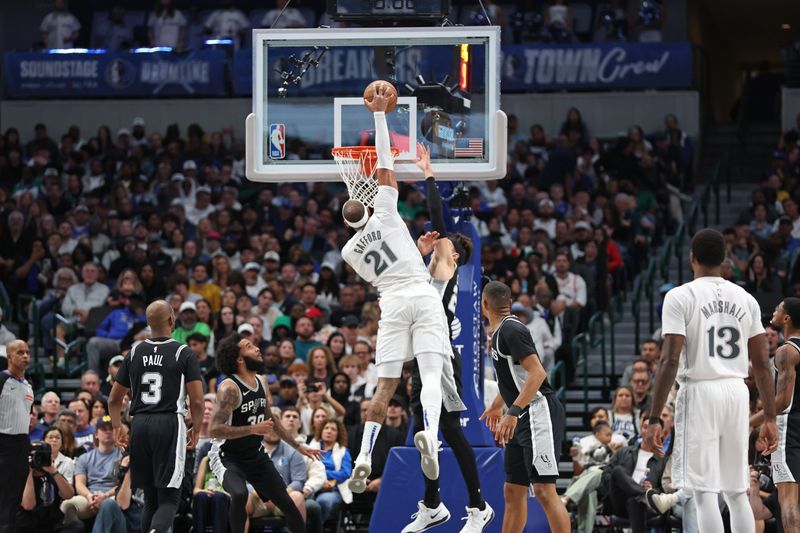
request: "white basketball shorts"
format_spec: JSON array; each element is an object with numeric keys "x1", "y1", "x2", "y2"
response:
[
  {"x1": 672, "y1": 377, "x2": 749, "y2": 493},
  {"x1": 374, "y1": 283, "x2": 450, "y2": 377}
]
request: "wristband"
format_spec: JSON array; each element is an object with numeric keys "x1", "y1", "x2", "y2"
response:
[
  {"x1": 647, "y1": 416, "x2": 663, "y2": 427},
  {"x1": 507, "y1": 405, "x2": 522, "y2": 417}
]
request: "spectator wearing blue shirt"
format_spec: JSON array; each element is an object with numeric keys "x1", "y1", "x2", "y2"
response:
[
  {"x1": 86, "y1": 297, "x2": 145, "y2": 375},
  {"x1": 294, "y1": 317, "x2": 321, "y2": 363},
  {"x1": 310, "y1": 418, "x2": 352, "y2": 522}
]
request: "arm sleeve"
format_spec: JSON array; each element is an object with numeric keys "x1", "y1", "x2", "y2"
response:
[
  {"x1": 500, "y1": 322, "x2": 539, "y2": 363},
  {"x1": 115, "y1": 354, "x2": 131, "y2": 388},
  {"x1": 180, "y1": 347, "x2": 203, "y2": 383},
  {"x1": 425, "y1": 178, "x2": 447, "y2": 236},
  {"x1": 288, "y1": 452, "x2": 306, "y2": 492},
  {"x1": 373, "y1": 185, "x2": 400, "y2": 219},
  {"x1": 660, "y1": 289, "x2": 686, "y2": 337},
  {"x1": 373, "y1": 112, "x2": 393, "y2": 170}
]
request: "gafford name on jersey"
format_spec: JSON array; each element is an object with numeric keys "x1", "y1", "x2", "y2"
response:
[{"x1": 351, "y1": 230, "x2": 382, "y2": 255}]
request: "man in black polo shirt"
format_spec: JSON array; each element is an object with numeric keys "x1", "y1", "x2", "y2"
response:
[{"x1": 0, "y1": 340, "x2": 34, "y2": 533}]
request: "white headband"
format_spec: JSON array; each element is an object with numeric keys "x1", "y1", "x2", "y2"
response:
[{"x1": 343, "y1": 202, "x2": 369, "y2": 229}]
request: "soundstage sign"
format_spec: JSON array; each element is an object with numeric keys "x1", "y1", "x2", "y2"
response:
[{"x1": 4, "y1": 49, "x2": 226, "y2": 98}]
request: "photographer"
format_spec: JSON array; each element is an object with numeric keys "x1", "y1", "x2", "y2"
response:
[{"x1": 17, "y1": 428, "x2": 78, "y2": 533}]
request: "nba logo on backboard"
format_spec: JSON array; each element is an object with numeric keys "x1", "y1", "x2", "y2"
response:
[{"x1": 269, "y1": 124, "x2": 285, "y2": 159}]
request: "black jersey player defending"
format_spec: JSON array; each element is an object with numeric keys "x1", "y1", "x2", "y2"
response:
[
  {"x1": 770, "y1": 297, "x2": 800, "y2": 532},
  {"x1": 401, "y1": 143, "x2": 493, "y2": 533},
  {"x1": 208, "y1": 333, "x2": 323, "y2": 533},
  {"x1": 480, "y1": 281, "x2": 570, "y2": 533},
  {"x1": 109, "y1": 300, "x2": 205, "y2": 533}
]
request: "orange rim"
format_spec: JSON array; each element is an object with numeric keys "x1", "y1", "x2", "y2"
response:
[{"x1": 332, "y1": 146, "x2": 400, "y2": 176}]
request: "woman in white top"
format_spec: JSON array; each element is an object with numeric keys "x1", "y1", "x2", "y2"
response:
[
  {"x1": 608, "y1": 386, "x2": 641, "y2": 442},
  {"x1": 148, "y1": 0, "x2": 187, "y2": 49},
  {"x1": 43, "y1": 426, "x2": 76, "y2": 484}
]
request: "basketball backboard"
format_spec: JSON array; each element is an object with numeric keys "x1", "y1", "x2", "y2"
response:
[{"x1": 246, "y1": 26, "x2": 506, "y2": 182}]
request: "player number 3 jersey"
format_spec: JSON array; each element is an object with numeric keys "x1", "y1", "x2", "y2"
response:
[
  {"x1": 661, "y1": 276, "x2": 764, "y2": 382},
  {"x1": 342, "y1": 186, "x2": 430, "y2": 294}
]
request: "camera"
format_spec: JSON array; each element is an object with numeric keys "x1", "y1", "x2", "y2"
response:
[{"x1": 29, "y1": 441, "x2": 52, "y2": 471}]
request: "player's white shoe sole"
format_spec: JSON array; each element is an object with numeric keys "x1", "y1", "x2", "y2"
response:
[
  {"x1": 414, "y1": 431, "x2": 440, "y2": 480},
  {"x1": 347, "y1": 459, "x2": 372, "y2": 494}
]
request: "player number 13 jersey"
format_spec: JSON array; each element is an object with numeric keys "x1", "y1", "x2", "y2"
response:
[{"x1": 661, "y1": 276, "x2": 764, "y2": 382}]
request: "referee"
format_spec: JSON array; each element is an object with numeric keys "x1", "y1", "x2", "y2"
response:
[
  {"x1": 109, "y1": 300, "x2": 205, "y2": 533},
  {"x1": 0, "y1": 340, "x2": 33, "y2": 533}
]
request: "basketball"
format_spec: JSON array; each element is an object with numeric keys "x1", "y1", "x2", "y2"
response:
[{"x1": 363, "y1": 80, "x2": 398, "y2": 113}]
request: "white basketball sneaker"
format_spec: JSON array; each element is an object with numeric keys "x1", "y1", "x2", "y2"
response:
[
  {"x1": 347, "y1": 453, "x2": 372, "y2": 493},
  {"x1": 459, "y1": 503, "x2": 495, "y2": 533},
  {"x1": 414, "y1": 430, "x2": 441, "y2": 480},
  {"x1": 401, "y1": 501, "x2": 451, "y2": 533}
]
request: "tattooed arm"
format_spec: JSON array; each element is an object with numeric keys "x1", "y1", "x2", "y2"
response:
[
  {"x1": 209, "y1": 379, "x2": 273, "y2": 440},
  {"x1": 775, "y1": 343, "x2": 799, "y2": 414}
]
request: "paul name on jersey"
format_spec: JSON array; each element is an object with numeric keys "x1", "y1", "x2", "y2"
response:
[
  {"x1": 351, "y1": 230, "x2": 383, "y2": 255},
  {"x1": 700, "y1": 299, "x2": 748, "y2": 322},
  {"x1": 141, "y1": 354, "x2": 163, "y2": 367}
]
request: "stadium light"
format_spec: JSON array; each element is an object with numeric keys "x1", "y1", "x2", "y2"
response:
[
  {"x1": 132, "y1": 46, "x2": 173, "y2": 53},
  {"x1": 47, "y1": 48, "x2": 106, "y2": 54},
  {"x1": 204, "y1": 39, "x2": 234, "y2": 46}
]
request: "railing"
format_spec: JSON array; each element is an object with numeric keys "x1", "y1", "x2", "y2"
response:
[
  {"x1": 549, "y1": 361, "x2": 567, "y2": 403},
  {"x1": 572, "y1": 333, "x2": 589, "y2": 413},
  {"x1": 51, "y1": 314, "x2": 87, "y2": 390}
]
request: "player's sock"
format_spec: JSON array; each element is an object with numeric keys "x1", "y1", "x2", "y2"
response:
[
  {"x1": 423, "y1": 478, "x2": 442, "y2": 508},
  {"x1": 359, "y1": 421, "x2": 382, "y2": 459},
  {"x1": 417, "y1": 354, "x2": 444, "y2": 435},
  {"x1": 693, "y1": 490, "x2": 725, "y2": 533},
  {"x1": 722, "y1": 490, "x2": 756, "y2": 533}
]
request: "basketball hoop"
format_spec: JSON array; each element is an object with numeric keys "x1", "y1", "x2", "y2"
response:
[{"x1": 332, "y1": 146, "x2": 399, "y2": 207}]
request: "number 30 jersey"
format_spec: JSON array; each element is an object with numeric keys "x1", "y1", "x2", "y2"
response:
[
  {"x1": 213, "y1": 374, "x2": 268, "y2": 456},
  {"x1": 342, "y1": 186, "x2": 431, "y2": 295},
  {"x1": 661, "y1": 276, "x2": 764, "y2": 383},
  {"x1": 116, "y1": 337, "x2": 202, "y2": 416}
]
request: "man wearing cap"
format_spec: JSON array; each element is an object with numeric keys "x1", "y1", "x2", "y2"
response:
[
  {"x1": 131, "y1": 117, "x2": 147, "y2": 146},
  {"x1": 146, "y1": 234, "x2": 173, "y2": 278},
  {"x1": 182, "y1": 160, "x2": 198, "y2": 180},
  {"x1": 570, "y1": 221, "x2": 594, "y2": 261},
  {"x1": 186, "y1": 186, "x2": 215, "y2": 226},
  {"x1": 173, "y1": 301, "x2": 212, "y2": 344},
  {"x1": 534, "y1": 199, "x2": 557, "y2": 239},
  {"x1": 263, "y1": 250, "x2": 281, "y2": 275},
  {"x1": 204, "y1": 231, "x2": 223, "y2": 257},
  {"x1": 385, "y1": 394, "x2": 409, "y2": 435},
  {"x1": 244, "y1": 262, "x2": 267, "y2": 300},
  {"x1": 100, "y1": 355, "x2": 125, "y2": 397}
]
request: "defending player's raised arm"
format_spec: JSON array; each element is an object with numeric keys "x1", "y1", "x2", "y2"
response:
[
  {"x1": 775, "y1": 343, "x2": 799, "y2": 413},
  {"x1": 365, "y1": 84, "x2": 397, "y2": 190}
]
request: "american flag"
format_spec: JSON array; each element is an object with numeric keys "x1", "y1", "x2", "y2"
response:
[{"x1": 454, "y1": 138, "x2": 484, "y2": 158}]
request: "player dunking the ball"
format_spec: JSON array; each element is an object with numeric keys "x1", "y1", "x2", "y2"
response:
[
  {"x1": 342, "y1": 84, "x2": 461, "y2": 492},
  {"x1": 480, "y1": 281, "x2": 570, "y2": 533},
  {"x1": 644, "y1": 228, "x2": 778, "y2": 533},
  {"x1": 769, "y1": 297, "x2": 800, "y2": 532}
]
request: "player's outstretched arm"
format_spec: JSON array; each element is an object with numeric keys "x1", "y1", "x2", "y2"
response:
[
  {"x1": 365, "y1": 84, "x2": 397, "y2": 190},
  {"x1": 645, "y1": 333, "x2": 683, "y2": 451}
]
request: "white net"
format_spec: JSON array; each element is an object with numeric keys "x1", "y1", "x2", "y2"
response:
[{"x1": 332, "y1": 146, "x2": 398, "y2": 208}]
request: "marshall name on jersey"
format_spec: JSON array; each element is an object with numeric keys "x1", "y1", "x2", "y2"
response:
[{"x1": 661, "y1": 277, "x2": 764, "y2": 382}]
